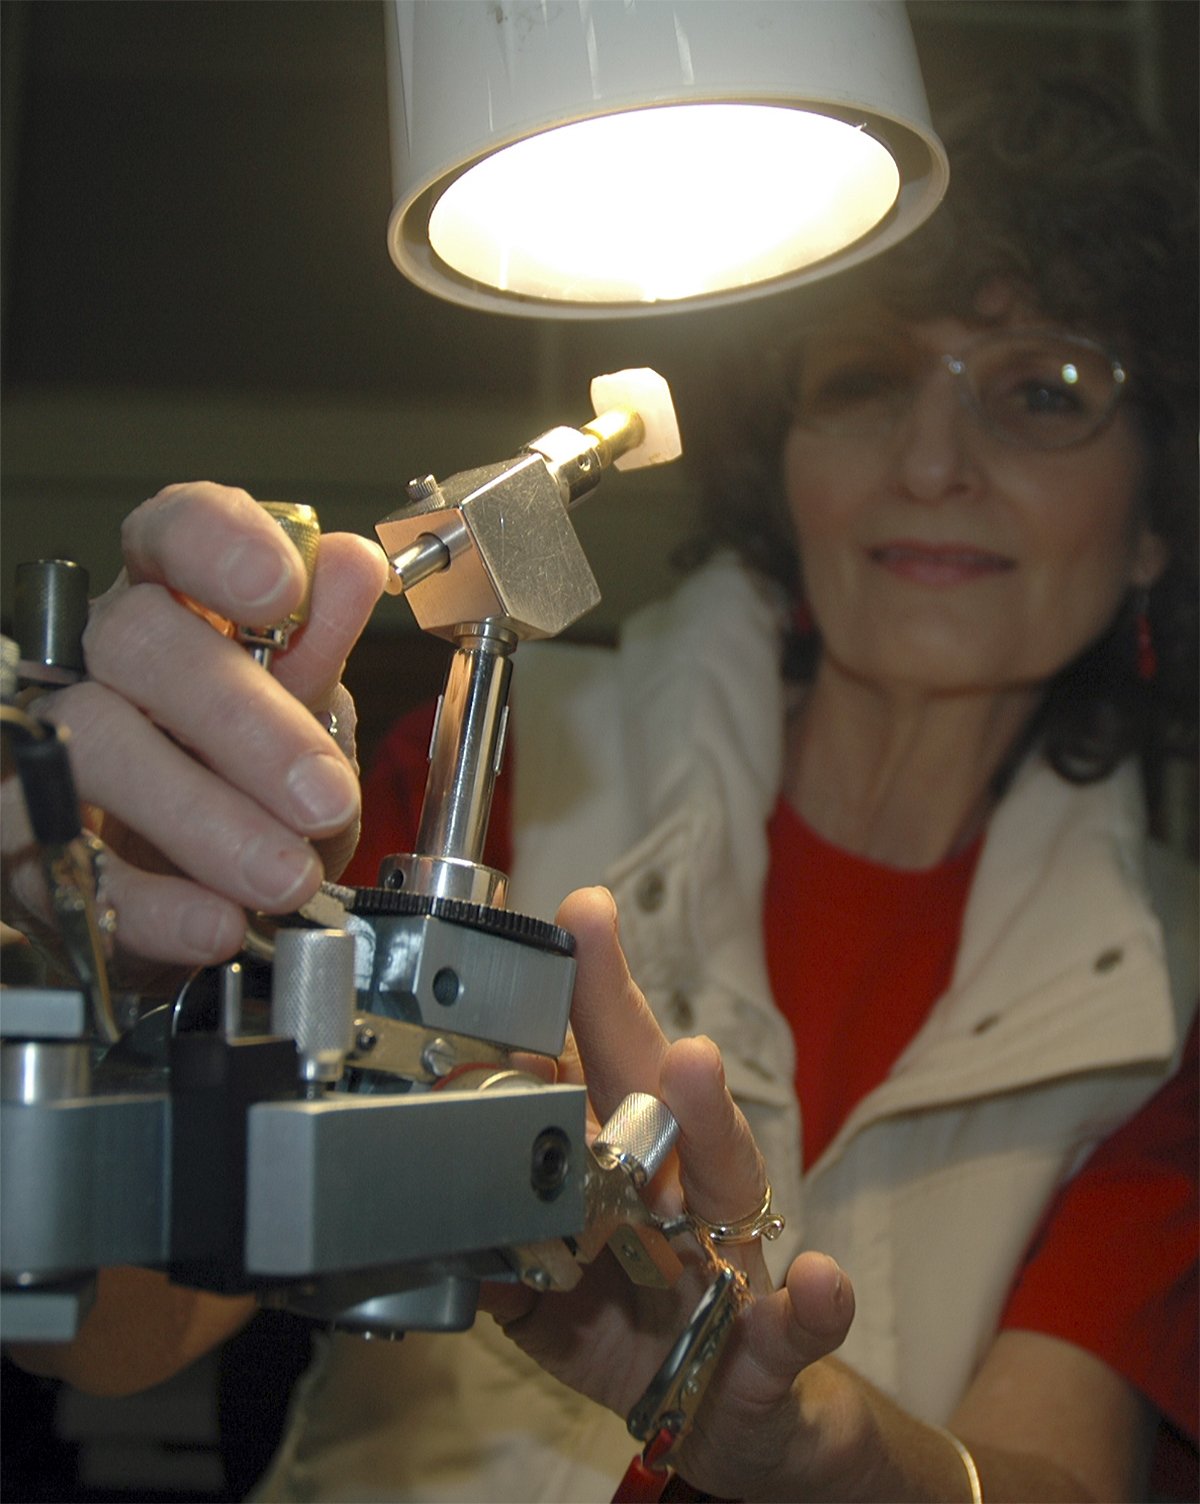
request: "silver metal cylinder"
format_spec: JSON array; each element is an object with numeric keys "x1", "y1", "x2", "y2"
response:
[
  {"x1": 14, "y1": 560, "x2": 90, "y2": 677},
  {"x1": 1, "y1": 1041, "x2": 92, "y2": 1103},
  {"x1": 389, "y1": 531, "x2": 451, "y2": 594},
  {"x1": 592, "y1": 1091, "x2": 679, "y2": 1188},
  {"x1": 379, "y1": 851, "x2": 507, "y2": 907},
  {"x1": 414, "y1": 621, "x2": 516, "y2": 872},
  {"x1": 270, "y1": 928, "x2": 357, "y2": 1085},
  {"x1": 220, "y1": 962, "x2": 244, "y2": 1037}
]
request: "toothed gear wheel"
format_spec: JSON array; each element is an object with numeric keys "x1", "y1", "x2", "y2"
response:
[{"x1": 348, "y1": 885, "x2": 574, "y2": 957}]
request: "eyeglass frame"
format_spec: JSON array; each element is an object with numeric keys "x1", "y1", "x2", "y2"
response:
[{"x1": 780, "y1": 326, "x2": 1129, "y2": 452}]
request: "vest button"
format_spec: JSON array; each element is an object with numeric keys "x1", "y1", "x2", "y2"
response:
[
  {"x1": 634, "y1": 870, "x2": 666, "y2": 913},
  {"x1": 667, "y1": 992, "x2": 694, "y2": 1029},
  {"x1": 1094, "y1": 947, "x2": 1124, "y2": 974}
]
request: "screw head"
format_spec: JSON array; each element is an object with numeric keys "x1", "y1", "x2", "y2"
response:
[{"x1": 420, "y1": 1037, "x2": 456, "y2": 1078}]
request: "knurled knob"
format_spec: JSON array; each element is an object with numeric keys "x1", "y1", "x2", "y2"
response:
[
  {"x1": 270, "y1": 927, "x2": 357, "y2": 1084},
  {"x1": 239, "y1": 502, "x2": 321, "y2": 658},
  {"x1": 592, "y1": 1091, "x2": 679, "y2": 1188}
]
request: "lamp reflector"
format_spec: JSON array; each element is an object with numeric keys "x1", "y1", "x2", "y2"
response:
[
  {"x1": 427, "y1": 104, "x2": 900, "y2": 307},
  {"x1": 386, "y1": 0, "x2": 947, "y2": 317}
]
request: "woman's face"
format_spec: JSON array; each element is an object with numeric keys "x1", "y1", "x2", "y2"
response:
[{"x1": 781, "y1": 301, "x2": 1166, "y2": 697}]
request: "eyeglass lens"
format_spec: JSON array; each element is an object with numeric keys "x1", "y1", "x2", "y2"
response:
[{"x1": 793, "y1": 331, "x2": 1124, "y2": 450}]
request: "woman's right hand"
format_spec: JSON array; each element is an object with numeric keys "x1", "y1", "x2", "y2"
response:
[
  {"x1": 488, "y1": 888, "x2": 858, "y2": 1501},
  {"x1": 2, "y1": 481, "x2": 388, "y2": 985}
]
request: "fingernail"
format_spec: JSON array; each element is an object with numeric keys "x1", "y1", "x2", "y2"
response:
[
  {"x1": 222, "y1": 538, "x2": 294, "y2": 610},
  {"x1": 286, "y1": 751, "x2": 360, "y2": 829},
  {"x1": 240, "y1": 837, "x2": 321, "y2": 909},
  {"x1": 825, "y1": 1255, "x2": 850, "y2": 1310}
]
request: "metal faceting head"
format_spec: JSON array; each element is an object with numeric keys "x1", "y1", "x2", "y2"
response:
[
  {"x1": 348, "y1": 888, "x2": 575, "y2": 1060},
  {"x1": 376, "y1": 452, "x2": 600, "y2": 641}
]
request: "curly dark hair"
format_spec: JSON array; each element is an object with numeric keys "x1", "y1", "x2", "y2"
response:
[{"x1": 679, "y1": 74, "x2": 1198, "y2": 788}]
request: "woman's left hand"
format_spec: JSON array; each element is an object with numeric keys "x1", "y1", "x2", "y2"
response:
[
  {"x1": 484, "y1": 886, "x2": 856, "y2": 1501},
  {"x1": 1, "y1": 483, "x2": 387, "y2": 990}
]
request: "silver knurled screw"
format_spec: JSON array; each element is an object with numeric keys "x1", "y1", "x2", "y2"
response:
[{"x1": 592, "y1": 1091, "x2": 679, "y2": 1188}]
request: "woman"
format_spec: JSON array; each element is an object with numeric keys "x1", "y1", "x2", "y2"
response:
[
  {"x1": 304, "y1": 75, "x2": 1200, "y2": 1502},
  {"x1": 5, "y1": 77, "x2": 1196, "y2": 1502}
]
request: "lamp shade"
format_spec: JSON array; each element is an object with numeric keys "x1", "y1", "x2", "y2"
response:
[{"x1": 385, "y1": 0, "x2": 948, "y2": 318}]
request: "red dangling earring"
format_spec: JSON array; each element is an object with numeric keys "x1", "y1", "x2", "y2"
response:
[{"x1": 1135, "y1": 595, "x2": 1158, "y2": 682}]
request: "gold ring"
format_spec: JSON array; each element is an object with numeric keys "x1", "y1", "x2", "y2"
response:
[{"x1": 686, "y1": 1183, "x2": 785, "y2": 1245}]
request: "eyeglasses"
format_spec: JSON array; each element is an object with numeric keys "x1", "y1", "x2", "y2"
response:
[{"x1": 789, "y1": 329, "x2": 1127, "y2": 451}]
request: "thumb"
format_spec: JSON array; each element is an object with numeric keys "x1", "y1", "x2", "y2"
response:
[
  {"x1": 733, "y1": 1252, "x2": 854, "y2": 1405},
  {"x1": 270, "y1": 531, "x2": 388, "y2": 707},
  {"x1": 679, "y1": 1253, "x2": 854, "y2": 1498}
]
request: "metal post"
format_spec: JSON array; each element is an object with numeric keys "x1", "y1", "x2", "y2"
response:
[{"x1": 415, "y1": 620, "x2": 516, "y2": 869}]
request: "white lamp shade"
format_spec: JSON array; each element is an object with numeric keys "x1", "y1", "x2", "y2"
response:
[{"x1": 386, "y1": 1, "x2": 948, "y2": 318}]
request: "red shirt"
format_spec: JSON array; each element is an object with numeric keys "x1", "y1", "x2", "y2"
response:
[
  {"x1": 348, "y1": 704, "x2": 1198, "y2": 1488},
  {"x1": 764, "y1": 799, "x2": 984, "y2": 1170}
]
